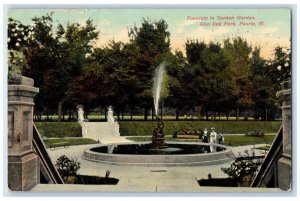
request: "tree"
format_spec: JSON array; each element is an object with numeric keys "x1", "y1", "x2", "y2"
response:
[
  {"x1": 165, "y1": 50, "x2": 187, "y2": 120},
  {"x1": 250, "y1": 47, "x2": 278, "y2": 120},
  {"x1": 128, "y1": 19, "x2": 171, "y2": 120},
  {"x1": 266, "y1": 46, "x2": 291, "y2": 83},
  {"x1": 222, "y1": 37, "x2": 254, "y2": 120},
  {"x1": 13, "y1": 13, "x2": 99, "y2": 121},
  {"x1": 55, "y1": 155, "x2": 80, "y2": 182}
]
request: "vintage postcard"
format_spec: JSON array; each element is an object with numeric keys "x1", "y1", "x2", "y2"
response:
[{"x1": 6, "y1": 7, "x2": 292, "y2": 193}]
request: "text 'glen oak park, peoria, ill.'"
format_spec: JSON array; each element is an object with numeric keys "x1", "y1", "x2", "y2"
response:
[{"x1": 187, "y1": 15, "x2": 265, "y2": 27}]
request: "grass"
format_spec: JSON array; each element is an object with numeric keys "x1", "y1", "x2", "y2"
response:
[
  {"x1": 222, "y1": 135, "x2": 275, "y2": 146},
  {"x1": 43, "y1": 137, "x2": 98, "y2": 148},
  {"x1": 35, "y1": 122, "x2": 82, "y2": 138},
  {"x1": 126, "y1": 134, "x2": 276, "y2": 146},
  {"x1": 119, "y1": 121, "x2": 281, "y2": 136}
]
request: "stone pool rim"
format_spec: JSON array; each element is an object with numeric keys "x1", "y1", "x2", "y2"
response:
[{"x1": 83, "y1": 141, "x2": 234, "y2": 166}]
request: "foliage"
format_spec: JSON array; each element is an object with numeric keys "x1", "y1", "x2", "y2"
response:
[
  {"x1": 7, "y1": 18, "x2": 31, "y2": 83},
  {"x1": 119, "y1": 121, "x2": 281, "y2": 136},
  {"x1": 35, "y1": 122, "x2": 82, "y2": 138},
  {"x1": 266, "y1": 46, "x2": 291, "y2": 83},
  {"x1": 7, "y1": 14, "x2": 290, "y2": 121},
  {"x1": 8, "y1": 13, "x2": 99, "y2": 121},
  {"x1": 245, "y1": 130, "x2": 265, "y2": 137},
  {"x1": 172, "y1": 128, "x2": 200, "y2": 138},
  {"x1": 221, "y1": 157, "x2": 260, "y2": 181},
  {"x1": 55, "y1": 155, "x2": 80, "y2": 181}
]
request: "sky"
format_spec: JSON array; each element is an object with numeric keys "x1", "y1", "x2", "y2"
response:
[{"x1": 7, "y1": 8, "x2": 291, "y2": 59}]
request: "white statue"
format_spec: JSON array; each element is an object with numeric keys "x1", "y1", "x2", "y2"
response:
[
  {"x1": 77, "y1": 105, "x2": 84, "y2": 123},
  {"x1": 210, "y1": 127, "x2": 217, "y2": 152}
]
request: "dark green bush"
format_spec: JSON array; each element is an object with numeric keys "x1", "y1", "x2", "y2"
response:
[
  {"x1": 119, "y1": 121, "x2": 281, "y2": 136},
  {"x1": 35, "y1": 122, "x2": 82, "y2": 138},
  {"x1": 55, "y1": 155, "x2": 81, "y2": 182}
]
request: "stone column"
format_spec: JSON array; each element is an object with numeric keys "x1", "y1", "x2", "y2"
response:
[
  {"x1": 277, "y1": 80, "x2": 292, "y2": 191},
  {"x1": 8, "y1": 76, "x2": 39, "y2": 191}
]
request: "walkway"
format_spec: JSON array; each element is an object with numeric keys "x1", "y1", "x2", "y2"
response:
[{"x1": 31, "y1": 142, "x2": 272, "y2": 192}]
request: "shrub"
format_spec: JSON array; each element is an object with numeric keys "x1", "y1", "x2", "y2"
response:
[
  {"x1": 221, "y1": 152, "x2": 261, "y2": 181},
  {"x1": 245, "y1": 130, "x2": 265, "y2": 137},
  {"x1": 35, "y1": 122, "x2": 82, "y2": 138},
  {"x1": 55, "y1": 155, "x2": 80, "y2": 182}
]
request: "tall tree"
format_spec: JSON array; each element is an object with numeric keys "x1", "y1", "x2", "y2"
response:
[
  {"x1": 222, "y1": 37, "x2": 254, "y2": 120},
  {"x1": 19, "y1": 14, "x2": 99, "y2": 121},
  {"x1": 128, "y1": 19, "x2": 171, "y2": 120}
]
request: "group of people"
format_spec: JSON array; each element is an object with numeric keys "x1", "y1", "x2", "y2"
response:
[{"x1": 200, "y1": 127, "x2": 224, "y2": 152}]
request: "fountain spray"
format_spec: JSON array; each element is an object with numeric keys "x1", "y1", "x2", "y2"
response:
[{"x1": 153, "y1": 63, "x2": 165, "y2": 117}]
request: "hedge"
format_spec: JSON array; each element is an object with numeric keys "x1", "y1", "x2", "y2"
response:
[
  {"x1": 119, "y1": 121, "x2": 281, "y2": 136},
  {"x1": 35, "y1": 122, "x2": 82, "y2": 138}
]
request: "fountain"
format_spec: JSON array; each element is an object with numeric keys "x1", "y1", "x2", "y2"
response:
[
  {"x1": 151, "y1": 63, "x2": 167, "y2": 148},
  {"x1": 83, "y1": 63, "x2": 234, "y2": 166}
]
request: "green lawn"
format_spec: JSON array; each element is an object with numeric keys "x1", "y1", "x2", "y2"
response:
[
  {"x1": 222, "y1": 135, "x2": 275, "y2": 146},
  {"x1": 43, "y1": 137, "x2": 98, "y2": 148}
]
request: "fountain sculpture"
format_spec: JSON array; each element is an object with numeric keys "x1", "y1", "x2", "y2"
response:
[{"x1": 151, "y1": 117, "x2": 167, "y2": 148}]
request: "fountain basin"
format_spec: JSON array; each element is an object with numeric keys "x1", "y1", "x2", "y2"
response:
[{"x1": 83, "y1": 142, "x2": 234, "y2": 166}]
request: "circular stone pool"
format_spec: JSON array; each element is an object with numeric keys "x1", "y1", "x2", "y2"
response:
[{"x1": 83, "y1": 142, "x2": 234, "y2": 166}]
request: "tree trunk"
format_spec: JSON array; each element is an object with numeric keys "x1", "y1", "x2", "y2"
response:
[
  {"x1": 104, "y1": 106, "x2": 107, "y2": 121},
  {"x1": 46, "y1": 109, "x2": 49, "y2": 121},
  {"x1": 236, "y1": 107, "x2": 239, "y2": 121},
  {"x1": 152, "y1": 107, "x2": 154, "y2": 120},
  {"x1": 206, "y1": 111, "x2": 209, "y2": 121},
  {"x1": 130, "y1": 107, "x2": 133, "y2": 120},
  {"x1": 62, "y1": 110, "x2": 65, "y2": 121},
  {"x1": 57, "y1": 101, "x2": 63, "y2": 122},
  {"x1": 265, "y1": 108, "x2": 268, "y2": 121},
  {"x1": 160, "y1": 106, "x2": 163, "y2": 120},
  {"x1": 68, "y1": 110, "x2": 72, "y2": 121},
  {"x1": 144, "y1": 107, "x2": 148, "y2": 121},
  {"x1": 226, "y1": 112, "x2": 229, "y2": 120},
  {"x1": 116, "y1": 110, "x2": 120, "y2": 121},
  {"x1": 176, "y1": 108, "x2": 179, "y2": 121}
]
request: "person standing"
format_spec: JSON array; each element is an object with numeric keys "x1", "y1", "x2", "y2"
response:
[
  {"x1": 202, "y1": 127, "x2": 209, "y2": 143},
  {"x1": 218, "y1": 133, "x2": 224, "y2": 145},
  {"x1": 210, "y1": 127, "x2": 217, "y2": 152}
]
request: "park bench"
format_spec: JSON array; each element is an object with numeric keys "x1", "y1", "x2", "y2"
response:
[{"x1": 50, "y1": 142, "x2": 70, "y2": 150}]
